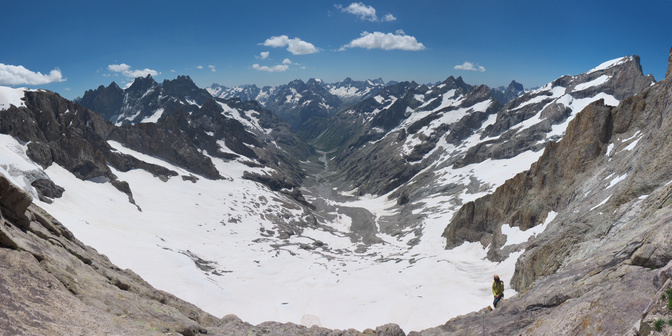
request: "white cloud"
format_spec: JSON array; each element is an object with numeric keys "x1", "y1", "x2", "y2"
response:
[
  {"x1": 336, "y1": 3, "x2": 396, "y2": 22},
  {"x1": 282, "y1": 58, "x2": 292, "y2": 65},
  {"x1": 252, "y1": 64, "x2": 290, "y2": 72},
  {"x1": 454, "y1": 61, "x2": 486, "y2": 72},
  {"x1": 340, "y1": 31, "x2": 426, "y2": 51},
  {"x1": 0, "y1": 63, "x2": 66, "y2": 86},
  {"x1": 208, "y1": 65, "x2": 216, "y2": 72},
  {"x1": 107, "y1": 64, "x2": 131, "y2": 72},
  {"x1": 258, "y1": 51, "x2": 270, "y2": 60},
  {"x1": 382, "y1": 13, "x2": 396, "y2": 22},
  {"x1": 260, "y1": 35, "x2": 319, "y2": 55},
  {"x1": 108, "y1": 63, "x2": 159, "y2": 78},
  {"x1": 125, "y1": 68, "x2": 160, "y2": 77},
  {"x1": 196, "y1": 65, "x2": 204, "y2": 69}
]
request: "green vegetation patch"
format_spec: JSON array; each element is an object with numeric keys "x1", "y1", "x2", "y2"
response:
[{"x1": 654, "y1": 319, "x2": 665, "y2": 331}]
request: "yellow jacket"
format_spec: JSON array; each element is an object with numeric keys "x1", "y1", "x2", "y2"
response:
[{"x1": 492, "y1": 280, "x2": 504, "y2": 297}]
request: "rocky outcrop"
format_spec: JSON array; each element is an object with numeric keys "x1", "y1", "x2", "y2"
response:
[
  {"x1": 668, "y1": 45, "x2": 672, "y2": 79},
  {"x1": 444, "y1": 99, "x2": 614, "y2": 251},
  {"x1": 0, "y1": 90, "x2": 181, "y2": 206},
  {"x1": 109, "y1": 112, "x2": 222, "y2": 180}
]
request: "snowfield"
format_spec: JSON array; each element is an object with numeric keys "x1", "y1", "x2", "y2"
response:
[{"x1": 0, "y1": 130, "x2": 527, "y2": 332}]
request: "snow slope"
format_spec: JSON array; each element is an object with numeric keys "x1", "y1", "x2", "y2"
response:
[
  {"x1": 0, "y1": 129, "x2": 522, "y2": 332},
  {"x1": 0, "y1": 86, "x2": 26, "y2": 110}
]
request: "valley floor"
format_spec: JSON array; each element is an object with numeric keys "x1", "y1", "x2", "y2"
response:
[{"x1": 25, "y1": 141, "x2": 526, "y2": 332}]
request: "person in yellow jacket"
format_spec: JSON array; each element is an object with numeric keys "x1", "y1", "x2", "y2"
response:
[{"x1": 492, "y1": 274, "x2": 504, "y2": 308}]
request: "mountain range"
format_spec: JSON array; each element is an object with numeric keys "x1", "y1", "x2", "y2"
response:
[{"x1": 0, "y1": 47, "x2": 671, "y2": 335}]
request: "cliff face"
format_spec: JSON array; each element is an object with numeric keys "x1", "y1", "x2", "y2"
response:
[{"x1": 426, "y1": 50, "x2": 672, "y2": 335}]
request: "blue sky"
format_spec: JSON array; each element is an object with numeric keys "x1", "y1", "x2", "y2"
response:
[{"x1": 2, "y1": 0, "x2": 671, "y2": 100}]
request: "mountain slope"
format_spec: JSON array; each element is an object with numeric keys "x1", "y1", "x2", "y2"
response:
[
  {"x1": 0, "y1": 169, "x2": 409, "y2": 335},
  {"x1": 81, "y1": 75, "x2": 315, "y2": 199},
  {"x1": 412, "y1": 50, "x2": 672, "y2": 336}
]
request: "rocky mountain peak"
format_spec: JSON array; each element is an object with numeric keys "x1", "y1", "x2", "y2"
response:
[
  {"x1": 79, "y1": 82, "x2": 124, "y2": 121},
  {"x1": 162, "y1": 75, "x2": 212, "y2": 106},
  {"x1": 490, "y1": 80, "x2": 525, "y2": 104},
  {"x1": 162, "y1": 75, "x2": 197, "y2": 92},
  {"x1": 440, "y1": 75, "x2": 472, "y2": 92},
  {"x1": 306, "y1": 78, "x2": 323, "y2": 88},
  {"x1": 370, "y1": 77, "x2": 385, "y2": 85},
  {"x1": 507, "y1": 80, "x2": 524, "y2": 92},
  {"x1": 127, "y1": 74, "x2": 157, "y2": 93},
  {"x1": 287, "y1": 78, "x2": 306, "y2": 89}
]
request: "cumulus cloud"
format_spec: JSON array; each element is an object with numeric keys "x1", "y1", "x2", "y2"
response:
[
  {"x1": 336, "y1": 2, "x2": 396, "y2": 22},
  {"x1": 196, "y1": 65, "x2": 204, "y2": 69},
  {"x1": 454, "y1": 61, "x2": 486, "y2": 72},
  {"x1": 258, "y1": 51, "x2": 270, "y2": 60},
  {"x1": 260, "y1": 35, "x2": 319, "y2": 55},
  {"x1": 108, "y1": 63, "x2": 159, "y2": 78},
  {"x1": 208, "y1": 65, "x2": 216, "y2": 72},
  {"x1": 340, "y1": 31, "x2": 426, "y2": 51},
  {"x1": 282, "y1": 58, "x2": 292, "y2": 65},
  {"x1": 252, "y1": 64, "x2": 290, "y2": 72},
  {"x1": 0, "y1": 63, "x2": 66, "y2": 85}
]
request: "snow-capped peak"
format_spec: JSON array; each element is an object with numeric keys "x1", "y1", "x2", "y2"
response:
[{"x1": 586, "y1": 56, "x2": 632, "y2": 74}]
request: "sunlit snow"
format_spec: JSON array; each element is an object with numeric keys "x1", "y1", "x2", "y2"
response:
[
  {"x1": 574, "y1": 75, "x2": 611, "y2": 91},
  {"x1": 0, "y1": 132, "x2": 529, "y2": 332},
  {"x1": 501, "y1": 211, "x2": 556, "y2": 247},
  {"x1": 0, "y1": 86, "x2": 27, "y2": 110},
  {"x1": 586, "y1": 56, "x2": 631, "y2": 74}
]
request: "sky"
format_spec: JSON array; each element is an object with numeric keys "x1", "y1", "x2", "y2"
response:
[{"x1": 2, "y1": 0, "x2": 671, "y2": 100}]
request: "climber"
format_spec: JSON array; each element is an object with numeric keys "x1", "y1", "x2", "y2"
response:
[{"x1": 492, "y1": 274, "x2": 504, "y2": 308}]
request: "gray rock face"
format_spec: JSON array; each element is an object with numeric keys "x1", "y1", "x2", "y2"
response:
[
  {"x1": 78, "y1": 82, "x2": 124, "y2": 121},
  {"x1": 0, "y1": 90, "x2": 182, "y2": 206},
  {"x1": 456, "y1": 55, "x2": 655, "y2": 169},
  {"x1": 668, "y1": 45, "x2": 672, "y2": 79},
  {"x1": 108, "y1": 112, "x2": 223, "y2": 180}
]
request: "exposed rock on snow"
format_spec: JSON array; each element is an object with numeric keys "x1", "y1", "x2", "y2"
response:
[
  {"x1": 0, "y1": 171, "x2": 410, "y2": 335},
  {"x1": 427, "y1": 53, "x2": 672, "y2": 335}
]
